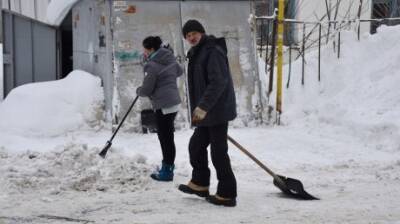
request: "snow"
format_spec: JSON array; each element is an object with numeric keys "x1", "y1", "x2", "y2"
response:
[
  {"x1": 46, "y1": 0, "x2": 80, "y2": 26},
  {"x1": 1, "y1": 25, "x2": 400, "y2": 223},
  {"x1": 0, "y1": 70, "x2": 104, "y2": 138}
]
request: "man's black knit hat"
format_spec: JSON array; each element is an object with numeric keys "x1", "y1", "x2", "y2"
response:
[{"x1": 182, "y1": 19, "x2": 206, "y2": 37}]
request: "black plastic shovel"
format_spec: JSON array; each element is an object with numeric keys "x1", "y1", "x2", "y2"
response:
[
  {"x1": 99, "y1": 96, "x2": 139, "y2": 158},
  {"x1": 227, "y1": 135, "x2": 319, "y2": 200}
]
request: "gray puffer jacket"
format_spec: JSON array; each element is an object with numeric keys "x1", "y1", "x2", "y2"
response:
[{"x1": 136, "y1": 48, "x2": 183, "y2": 110}]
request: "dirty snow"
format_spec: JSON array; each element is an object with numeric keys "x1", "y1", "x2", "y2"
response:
[{"x1": 0, "y1": 25, "x2": 400, "y2": 223}]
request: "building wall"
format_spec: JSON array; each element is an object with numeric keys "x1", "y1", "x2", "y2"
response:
[
  {"x1": 108, "y1": 0, "x2": 263, "y2": 130},
  {"x1": 111, "y1": 1, "x2": 186, "y2": 130},
  {"x1": 72, "y1": 0, "x2": 113, "y2": 121},
  {"x1": 180, "y1": 1, "x2": 264, "y2": 126}
]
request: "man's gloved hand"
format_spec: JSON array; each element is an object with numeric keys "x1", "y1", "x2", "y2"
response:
[{"x1": 192, "y1": 107, "x2": 207, "y2": 123}]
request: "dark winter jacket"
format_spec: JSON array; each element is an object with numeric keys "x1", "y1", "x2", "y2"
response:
[
  {"x1": 137, "y1": 48, "x2": 183, "y2": 110},
  {"x1": 187, "y1": 35, "x2": 237, "y2": 127}
]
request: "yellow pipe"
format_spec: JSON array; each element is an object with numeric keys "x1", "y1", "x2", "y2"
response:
[{"x1": 276, "y1": 0, "x2": 285, "y2": 114}]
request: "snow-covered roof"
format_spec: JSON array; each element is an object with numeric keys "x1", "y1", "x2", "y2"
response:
[{"x1": 47, "y1": 0, "x2": 81, "y2": 26}]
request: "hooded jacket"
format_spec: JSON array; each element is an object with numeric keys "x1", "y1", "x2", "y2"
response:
[
  {"x1": 187, "y1": 35, "x2": 237, "y2": 126},
  {"x1": 137, "y1": 47, "x2": 183, "y2": 110}
]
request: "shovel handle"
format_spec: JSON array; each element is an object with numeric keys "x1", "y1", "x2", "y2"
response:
[{"x1": 227, "y1": 135, "x2": 280, "y2": 180}]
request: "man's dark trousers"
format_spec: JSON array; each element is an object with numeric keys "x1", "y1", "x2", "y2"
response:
[
  {"x1": 156, "y1": 110, "x2": 177, "y2": 165},
  {"x1": 189, "y1": 122, "x2": 237, "y2": 198}
]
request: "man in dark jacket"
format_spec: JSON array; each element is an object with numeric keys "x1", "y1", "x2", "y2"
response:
[{"x1": 178, "y1": 19, "x2": 237, "y2": 207}]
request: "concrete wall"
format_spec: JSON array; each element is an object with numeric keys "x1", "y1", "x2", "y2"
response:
[
  {"x1": 71, "y1": 0, "x2": 264, "y2": 129},
  {"x1": 109, "y1": 0, "x2": 263, "y2": 130},
  {"x1": 181, "y1": 1, "x2": 264, "y2": 126},
  {"x1": 111, "y1": 1, "x2": 186, "y2": 130},
  {"x1": 72, "y1": 0, "x2": 113, "y2": 120}
]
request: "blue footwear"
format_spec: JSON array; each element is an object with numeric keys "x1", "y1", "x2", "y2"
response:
[{"x1": 150, "y1": 162, "x2": 174, "y2": 181}]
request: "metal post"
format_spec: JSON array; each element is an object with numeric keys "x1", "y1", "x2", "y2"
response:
[
  {"x1": 268, "y1": 13, "x2": 277, "y2": 96},
  {"x1": 301, "y1": 23, "x2": 305, "y2": 85},
  {"x1": 286, "y1": 44, "x2": 291, "y2": 89},
  {"x1": 337, "y1": 30, "x2": 341, "y2": 59},
  {"x1": 357, "y1": 0, "x2": 363, "y2": 41},
  {"x1": 266, "y1": 20, "x2": 270, "y2": 63},
  {"x1": 276, "y1": 0, "x2": 284, "y2": 118},
  {"x1": 260, "y1": 20, "x2": 264, "y2": 57},
  {"x1": 318, "y1": 23, "x2": 322, "y2": 82}
]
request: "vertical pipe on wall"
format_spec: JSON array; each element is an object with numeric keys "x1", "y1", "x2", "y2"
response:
[
  {"x1": 10, "y1": 13, "x2": 15, "y2": 92},
  {"x1": 31, "y1": 21, "x2": 35, "y2": 82},
  {"x1": 0, "y1": 0, "x2": 3, "y2": 99},
  {"x1": 268, "y1": 12, "x2": 277, "y2": 96},
  {"x1": 337, "y1": 30, "x2": 341, "y2": 59},
  {"x1": 286, "y1": 44, "x2": 291, "y2": 89},
  {"x1": 179, "y1": 0, "x2": 192, "y2": 125},
  {"x1": 318, "y1": 22, "x2": 321, "y2": 82},
  {"x1": 250, "y1": 0, "x2": 264, "y2": 123},
  {"x1": 357, "y1": 0, "x2": 363, "y2": 41}
]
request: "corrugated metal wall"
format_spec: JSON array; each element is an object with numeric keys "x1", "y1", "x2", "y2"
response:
[
  {"x1": 1, "y1": 0, "x2": 50, "y2": 24},
  {"x1": 2, "y1": 10, "x2": 57, "y2": 96}
]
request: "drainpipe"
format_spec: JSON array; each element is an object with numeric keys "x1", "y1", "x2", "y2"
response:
[{"x1": 0, "y1": 0, "x2": 3, "y2": 100}]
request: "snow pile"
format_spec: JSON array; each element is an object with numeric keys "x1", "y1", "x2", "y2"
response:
[
  {"x1": 0, "y1": 70, "x2": 104, "y2": 137},
  {"x1": 0, "y1": 143, "x2": 150, "y2": 195},
  {"x1": 47, "y1": 0, "x2": 80, "y2": 26},
  {"x1": 274, "y1": 25, "x2": 400, "y2": 151}
]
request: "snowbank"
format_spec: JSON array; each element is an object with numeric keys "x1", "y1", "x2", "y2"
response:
[
  {"x1": 0, "y1": 70, "x2": 104, "y2": 137},
  {"x1": 47, "y1": 0, "x2": 80, "y2": 26},
  {"x1": 267, "y1": 25, "x2": 400, "y2": 151}
]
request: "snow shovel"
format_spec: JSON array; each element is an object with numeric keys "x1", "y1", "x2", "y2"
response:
[
  {"x1": 99, "y1": 96, "x2": 139, "y2": 158},
  {"x1": 227, "y1": 135, "x2": 319, "y2": 200}
]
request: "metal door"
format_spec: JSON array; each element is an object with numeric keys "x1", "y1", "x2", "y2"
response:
[{"x1": 2, "y1": 10, "x2": 57, "y2": 97}]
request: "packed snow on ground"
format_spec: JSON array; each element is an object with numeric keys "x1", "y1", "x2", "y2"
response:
[
  {"x1": 47, "y1": 0, "x2": 80, "y2": 26},
  {"x1": 0, "y1": 26, "x2": 400, "y2": 223}
]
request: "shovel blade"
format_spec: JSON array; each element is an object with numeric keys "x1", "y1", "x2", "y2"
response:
[
  {"x1": 273, "y1": 175, "x2": 319, "y2": 200},
  {"x1": 99, "y1": 141, "x2": 112, "y2": 158}
]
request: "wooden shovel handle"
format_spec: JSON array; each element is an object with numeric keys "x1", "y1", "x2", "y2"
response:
[{"x1": 227, "y1": 135, "x2": 280, "y2": 180}]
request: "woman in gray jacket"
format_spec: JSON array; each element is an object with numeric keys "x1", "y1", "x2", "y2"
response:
[{"x1": 136, "y1": 36, "x2": 183, "y2": 181}]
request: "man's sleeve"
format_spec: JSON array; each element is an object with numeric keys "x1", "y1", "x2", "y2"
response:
[{"x1": 197, "y1": 49, "x2": 229, "y2": 111}]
